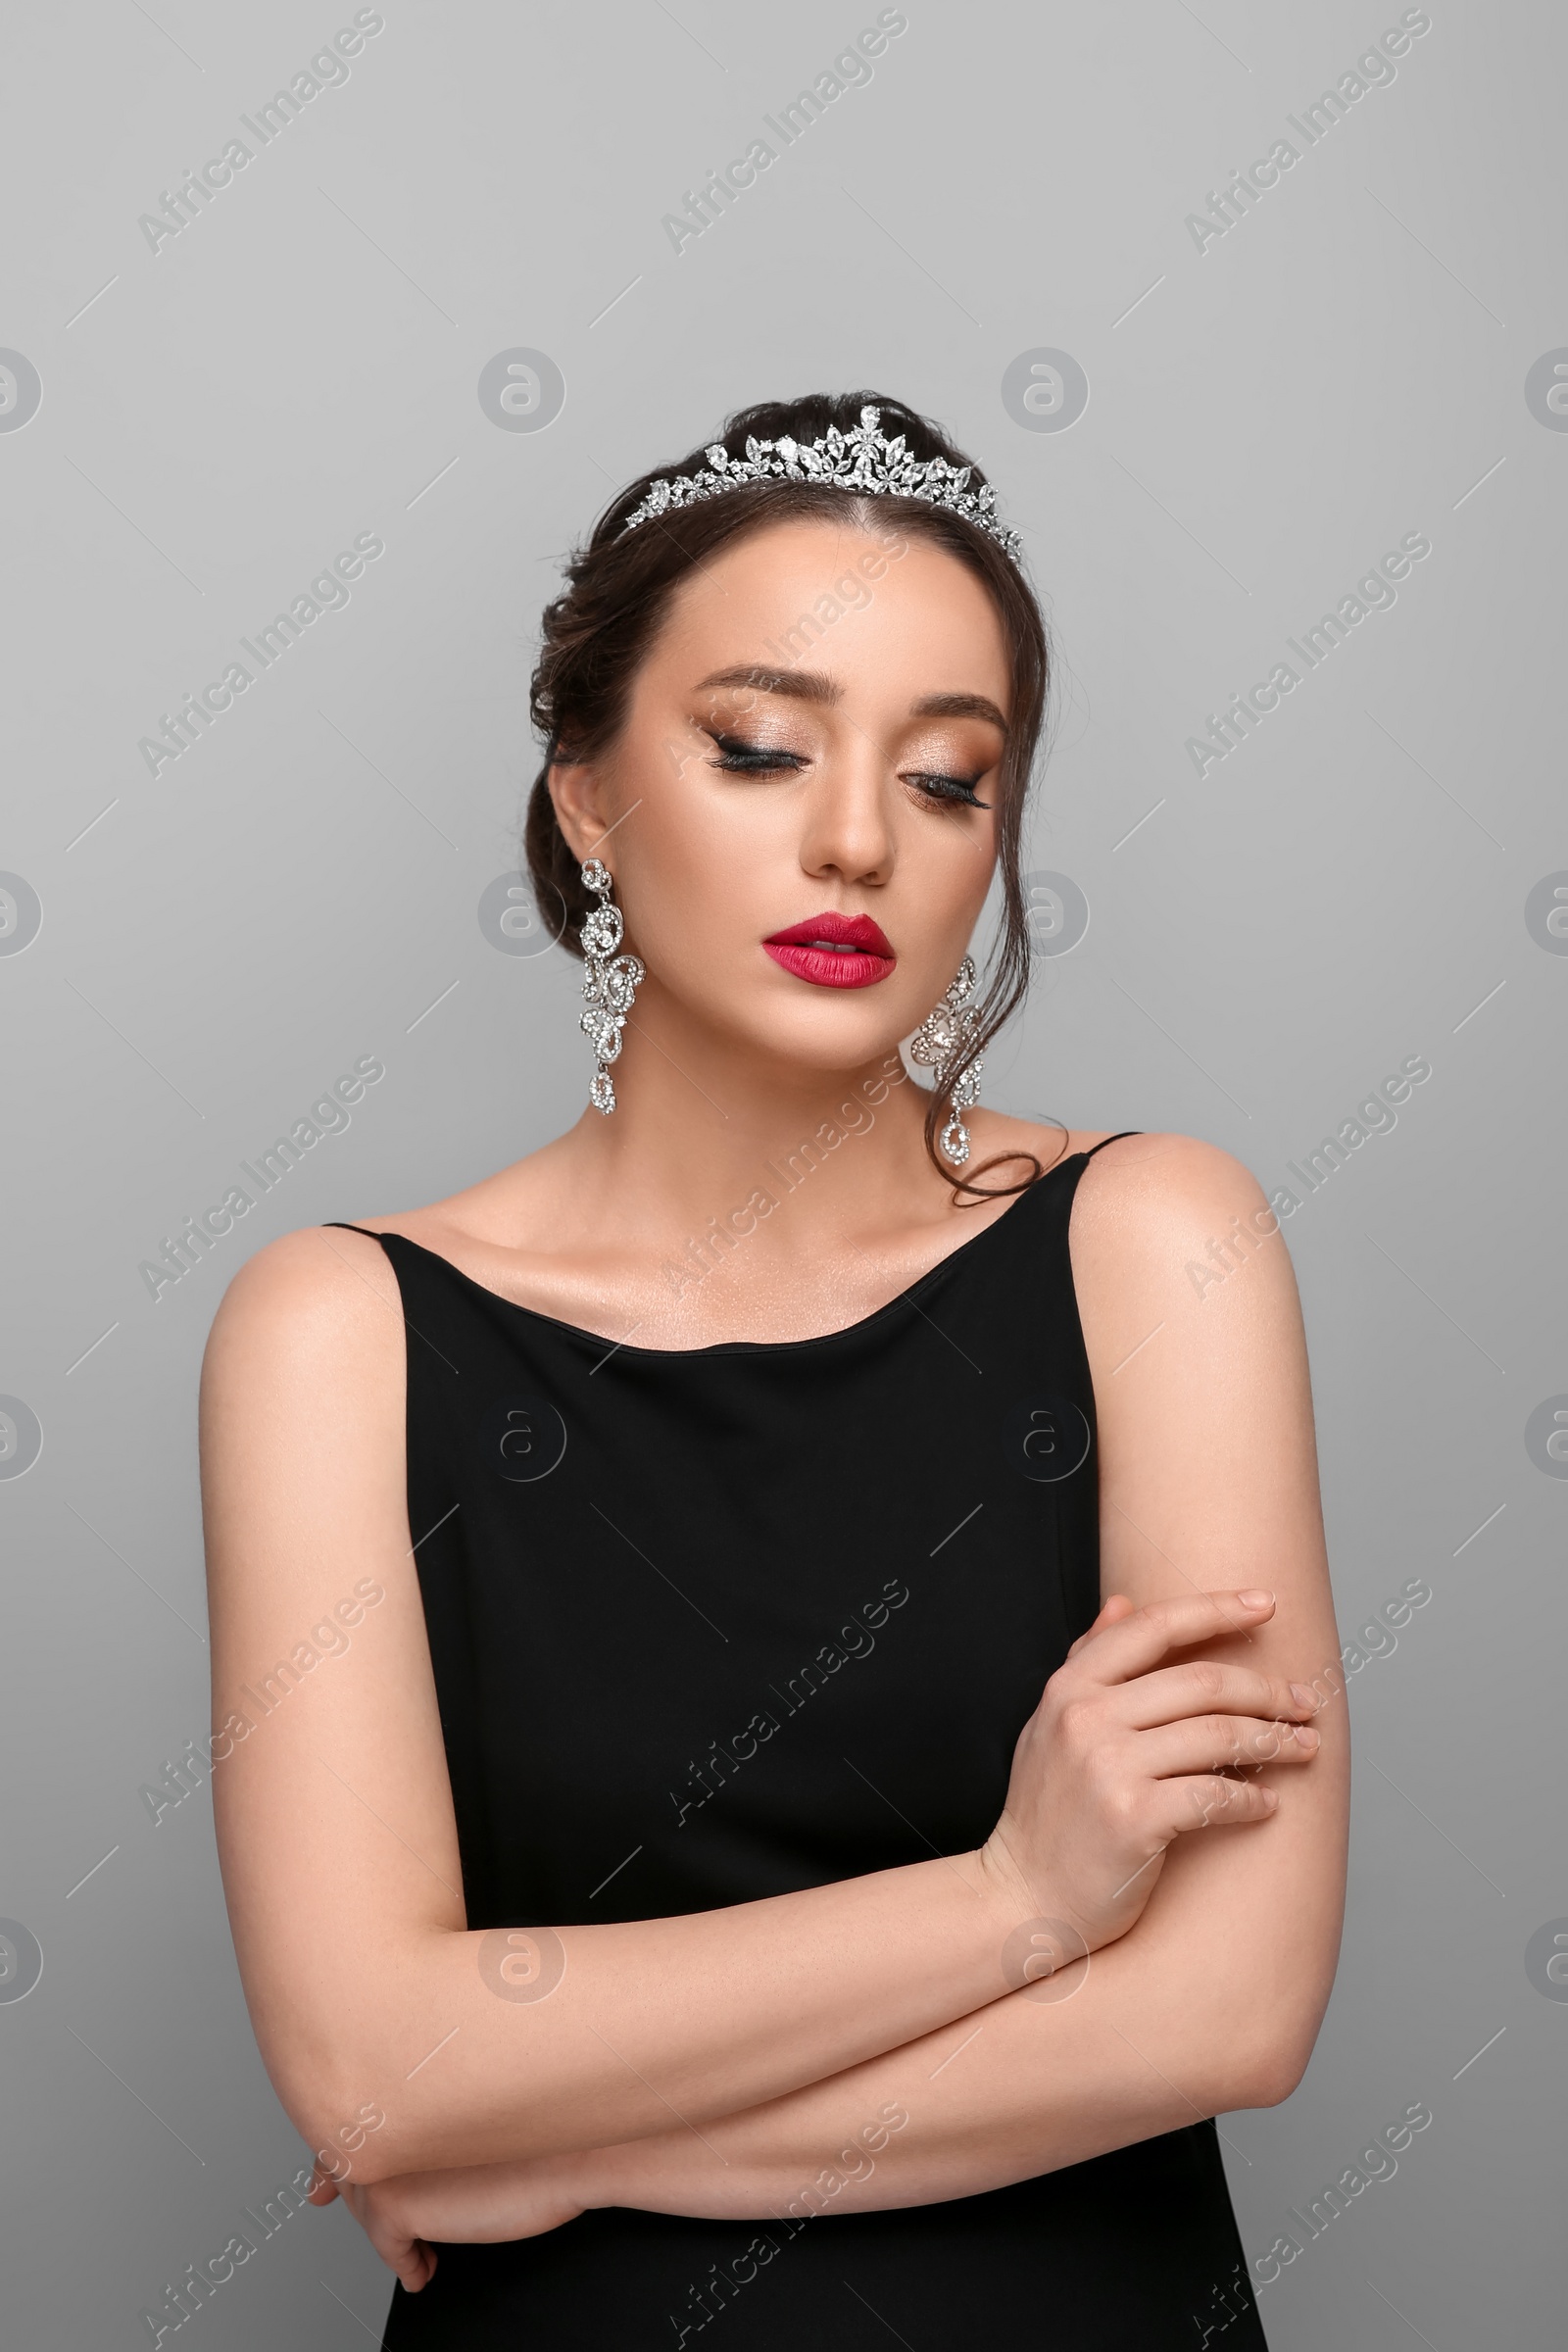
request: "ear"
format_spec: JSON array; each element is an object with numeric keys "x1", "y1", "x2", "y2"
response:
[{"x1": 548, "y1": 755, "x2": 616, "y2": 870}]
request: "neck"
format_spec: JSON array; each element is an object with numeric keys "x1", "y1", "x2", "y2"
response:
[{"x1": 539, "y1": 999, "x2": 949, "y2": 1255}]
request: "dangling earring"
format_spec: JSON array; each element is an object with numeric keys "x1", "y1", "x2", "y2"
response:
[
  {"x1": 909, "y1": 954, "x2": 985, "y2": 1167},
  {"x1": 578, "y1": 858, "x2": 645, "y2": 1114}
]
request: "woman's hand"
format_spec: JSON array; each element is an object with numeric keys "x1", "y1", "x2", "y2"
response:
[
  {"x1": 981, "y1": 1588, "x2": 1321, "y2": 1952},
  {"x1": 307, "y1": 2153, "x2": 590, "y2": 2291}
]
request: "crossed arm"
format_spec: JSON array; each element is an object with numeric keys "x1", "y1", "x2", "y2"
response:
[
  {"x1": 202, "y1": 1136, "x2": 1348, "y2": 2268},
  {"x1": 323, "y1": 1733, "x2": 1342, "y2": 2289}
]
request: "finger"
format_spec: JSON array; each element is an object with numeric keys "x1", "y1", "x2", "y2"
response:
[
  {"x1": 1147, "y1": 1772, "x2": 1282, "y2": 1842},
  {"x1": 306, "y1": 2166, "x2": 341, "y2": 2207},
  {"x1": 365, "y1": 2220, "x2": 435, "y2": 2293},
  {"x1": 1142, "y1": 1713, "x2": 1320, "y2": 1778},
  {"x1": 1119, "y1": 1660, "x2": 1318, "y2": 1732},
  {"x1": 1067, "y1": 1591, "x2": 1278, "y2": 1685},
  {"x1": 1066, "y1": 1592, "x2": 1137, "y2": 1659},
  {"x1": 393, "y1": 2240, "x2": 437, "y2": 2293}
]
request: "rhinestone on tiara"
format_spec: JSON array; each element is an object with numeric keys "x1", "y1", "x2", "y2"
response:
[{"x1": 618, "y1": 406, "x2": 1023, "y2": 561}]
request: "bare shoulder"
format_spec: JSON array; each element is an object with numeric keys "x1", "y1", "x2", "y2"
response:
[
  {"x1": 199, "y1": 1223, "x2": 414, "y2": 1632},
  {"x1": 1062, "y1": 1129, "x2": 1307, "y2": 1399},
  {"x1": 201, "y1": 1222, "x2": 404, "y2": 1411},
  {"x1": 968, "y1": 1119, "x2": 1288, "y2": 1250},
  {"x1": 1070, "y1": 1129, "x2": 1278, "y2": 1235}
]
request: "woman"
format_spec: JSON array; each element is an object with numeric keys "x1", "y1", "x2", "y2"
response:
[{"x1": 201, "y1": 391, "x2": 1348, "y2": 2348}]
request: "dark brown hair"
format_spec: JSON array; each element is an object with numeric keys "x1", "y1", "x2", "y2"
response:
[{"x1": 526, "y1": 389, "x2": 1063, "y2": 1198}]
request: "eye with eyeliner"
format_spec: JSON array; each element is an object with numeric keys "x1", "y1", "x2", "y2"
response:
[
  {"x1": 704, "y1": 727, "x2": 991, "y2": 808},
  {"x1": 903, "y1": 770, "x2": 991, "y2": 809},
  {"x1": 705, "y1": 729, "x2": 807, "y2": 775}
]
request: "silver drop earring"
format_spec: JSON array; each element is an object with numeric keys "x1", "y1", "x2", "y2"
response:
[
  {"x1": 909, "y1": 954, "x2": 985, "y2": 1168},
  {"x1": 578, "y1": 858, "x2": 645, "y2": 1114}
]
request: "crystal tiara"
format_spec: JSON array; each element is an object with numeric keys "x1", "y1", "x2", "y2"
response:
[{"x1": 617, "y1": 405, "x2": 1023, "y2": 559}]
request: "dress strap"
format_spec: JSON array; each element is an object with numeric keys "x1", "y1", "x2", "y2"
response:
[
  {"x1": 1082, "y1": 1130, "x2": 1142, "y2": 1159},
  {"x1": 322, "y1": 1220, "x2": 385, "y2": 1238}
]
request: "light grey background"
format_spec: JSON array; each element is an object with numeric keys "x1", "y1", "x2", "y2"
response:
[{"x1": 2, "y1": 0, "x2": 1564, "y2": 2343}]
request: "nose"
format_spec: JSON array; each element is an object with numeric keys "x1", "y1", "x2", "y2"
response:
[{"x1": 796, "y1": 737, "x2": 894, "y2": 890}]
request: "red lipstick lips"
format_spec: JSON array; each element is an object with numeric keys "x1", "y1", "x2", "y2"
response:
[{"x1": 762, "y1": 910, "x2": 896, "y2": 990}]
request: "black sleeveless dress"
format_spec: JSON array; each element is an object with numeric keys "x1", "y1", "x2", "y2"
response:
[{"x1": 326, "y1": 1137, "x2": 1265, "y2": 2350}]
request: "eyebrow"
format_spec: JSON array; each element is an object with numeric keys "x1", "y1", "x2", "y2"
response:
[
  {"x1": 695, "y1": 664, "x2": 839, "y2": 705},
  {"x1": 694, "y1": 666, "x2": 1008, "y2": 735},
  {"x1": 911, "y1": 691, "x2": 1008, "y2": 735}
]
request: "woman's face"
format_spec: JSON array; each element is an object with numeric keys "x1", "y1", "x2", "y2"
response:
[{"x1": 552, "y1": 515, "x2": 1011, "y2": 1077}]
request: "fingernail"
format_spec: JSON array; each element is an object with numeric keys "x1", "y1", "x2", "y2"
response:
[
  {"x1": 1291, "y1": 1683, "x2": 1317, "y2": 1709},
  {"x1": 1294, "y1": 1724, "x2": 1319, "y2": 1747},
  {"x1": 1239, "y1": 1589, "x2": 1273, "y2": 1608}
]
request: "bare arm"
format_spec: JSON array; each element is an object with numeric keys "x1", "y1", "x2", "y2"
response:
[
  {"x1": 209, "y1": 1136, "x2": 1341, "y2": 2192},
  {"x1": 437, "y1": 1781, "x2": 1318, "y2": 2239},
  {"x1": 587, "y1": 1136, "x2": 1348, "y2": 2211},
  {"x1": 202, "y1": 1226, "x2": 1035, "y2": 2184},
  {"x1": 321, "y1": 1134, "x2": 1346, "y2": 2260}
]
